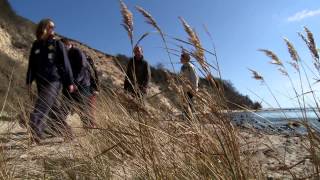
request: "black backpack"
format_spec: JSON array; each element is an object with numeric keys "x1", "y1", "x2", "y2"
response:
[{"x1": 85, "y1": 55, "x2": 100, "y2": 92}]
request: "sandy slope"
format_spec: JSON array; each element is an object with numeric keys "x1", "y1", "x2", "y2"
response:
[{"x1": 0, "y1": 20, "x2": 314, "y2": 179}]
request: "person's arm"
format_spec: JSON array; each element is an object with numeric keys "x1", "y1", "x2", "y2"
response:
[
  {"x1": 26, "y1": 42, "x2": 40, "y2": 100},
  {"x1": 74, "y1": 49, "x2": 86, "y2": 84},
  {"x1": 56, "y1": 40, "x2": 75, "y2": 92},
  {"x1": 87, "y1": 56, "x2": 100, "y2": 92},
  {"x1": 141, "y1": 61, "x2": 151, "y2": 89},
  {"x1": 124, "y1": 60, "x2": 133, "y2": 90},
  {"x1": 189, "y1": 64, "x2": 199, "y2": 91},
  {"x1": 26, "y1": 42, "x2": 36, "y2": 86}
]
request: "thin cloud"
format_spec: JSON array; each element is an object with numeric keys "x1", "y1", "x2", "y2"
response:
[{"x1": 287, "y1": 9, "x2": 320, "y2": 22}]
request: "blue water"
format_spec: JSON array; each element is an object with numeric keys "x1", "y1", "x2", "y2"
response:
[{"x1": 230, "y1": 109, "x2": 320, "y2": 134}]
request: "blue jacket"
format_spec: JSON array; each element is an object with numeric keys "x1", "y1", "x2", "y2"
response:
[{"x1": 26, "y1": 38, "x2": 74, "y2": 87}]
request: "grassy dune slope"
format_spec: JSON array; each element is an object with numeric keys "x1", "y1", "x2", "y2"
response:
[{"x1": 0, "y1": 0, "x2": 316, "y2": 179}]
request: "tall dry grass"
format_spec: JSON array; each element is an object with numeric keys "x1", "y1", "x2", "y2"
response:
[
  {"x1": 250, "y1": 26, "x2": 320, "y2": 179},
  {"x1": 1, "y1": 1, "x2": 319, "y2": 179}
]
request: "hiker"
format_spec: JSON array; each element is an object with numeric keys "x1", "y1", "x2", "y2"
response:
[
  {"x1": 59, "y1": 38, "x2": 98, "y2": 129},
  {"x1": 180, "y1": 51, "x2": 199, "y2": 111},
  {"x1": 26, "y1": 18, "x2": 75, "y2": 143},
  {"x1": 123, "y1": 46, "x2": 151, "y2": 97}
]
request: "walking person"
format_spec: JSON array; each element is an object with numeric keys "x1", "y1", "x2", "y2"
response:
[
  {"x1": 26, "y1": 18, "x2": 75, "y2": 143},
  {"x1": 59, "y1": 38, "x2": 98, "y2": 129},
  {"x1": 180, "y1": 51, "x2": 199, "y2": 113},
  {"x1": 123, "y1": 46, "x2": 151, "y2": 97}
]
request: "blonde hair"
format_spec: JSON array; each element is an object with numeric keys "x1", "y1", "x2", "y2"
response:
[{"x1": 35, "y1": 18, "x2": 53, "y2": 40}]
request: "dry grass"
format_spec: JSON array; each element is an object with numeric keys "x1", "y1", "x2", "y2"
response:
[
  {"x1": 135, "y1": 6, "x2": 177, "y2": 73},
  {"x1": 0, "y1": 86, "x2": 262, "y2": 179},
  {"x1": 119, "y1": 0, "x2": 134, "y2": 48},
  {"x1": 252, "y1": 26, "x2": 320, "y2": 179},
  {"x1": 0, "y1": 1, "x2": 319, "y2": 179}
]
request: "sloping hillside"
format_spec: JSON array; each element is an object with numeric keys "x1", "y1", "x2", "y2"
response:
[
  {"x1": 0, "y1": 1, "x2": 315, "y2": 179},
  {"x1": 0, "y1": 0, "x2": 260, "y2": 112},
  {"x1": 0, "y1": 2, "x2": 176, "y2": 115}
]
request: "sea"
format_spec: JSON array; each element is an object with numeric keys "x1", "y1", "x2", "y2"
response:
[{"x1": 230, "y1": 108, "x2": 320, "y2": 134}]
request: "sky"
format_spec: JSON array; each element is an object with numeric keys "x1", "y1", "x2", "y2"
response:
[{"x1": 9, "y1": 0, "x2": 320, "y2": 108}]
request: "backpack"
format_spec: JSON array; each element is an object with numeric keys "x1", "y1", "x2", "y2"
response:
[{"x1": 85, "y1": 55, "x2": 100, "y2": 92}]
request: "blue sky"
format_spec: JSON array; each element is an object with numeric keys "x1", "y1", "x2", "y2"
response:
[{"x1": 9, "y1": 0, "x2": 320, "y2": 108}]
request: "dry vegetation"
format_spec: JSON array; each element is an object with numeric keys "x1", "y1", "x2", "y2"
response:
[{"x1": 0, "y1": 0, "x2": 319, "y2": 179}]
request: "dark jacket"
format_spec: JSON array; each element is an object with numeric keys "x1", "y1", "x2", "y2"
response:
[
  {"x1": 68, "y1": 47, "x2": 91, "y2": 89},
  {"x1": 124, "y1": 56, "x2": 151, "y2": 94},
  {"x1": 26, "y1": 38, "x2": 73, "y2": 87}
]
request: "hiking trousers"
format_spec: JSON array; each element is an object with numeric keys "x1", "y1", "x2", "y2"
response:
[
  {"x1": 59, "y1": 86, "x2": 96, "y2": 128},
  {"x1": 29, "y1": 81, "x2": 62, "y2": 139}
]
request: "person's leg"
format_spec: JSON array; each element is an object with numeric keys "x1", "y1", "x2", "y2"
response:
[
  {"x1": 181, "y1": 92, "x2": 194, "y2": 120},
  {"x1": 87, "y1": 94, "x2": 97, "y2": 127},
  {"x1": 78, "y1": 94, "x2": 96, "y2": 129},
  {"x1": 29, "y1": 82, "x2": 61, "y2": 143},
  {"x1": 186, "y1": 92, "x2": 194, "y2": 111},
  {"x1": 75, "y1": 86, "x2": 97, "y2": 129},
  {"x1": 47, "y1": 93, "x2": 72, "y2": 137}
]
